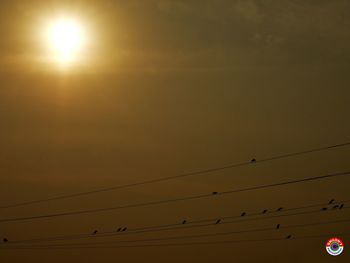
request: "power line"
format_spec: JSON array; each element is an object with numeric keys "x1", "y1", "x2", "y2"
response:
[
  {"x1": 1, "y1": 141, "x2": 349, "y2": 209},
  {"x1": 0, "y1": 229, "x2": 350, "y2": 250},
  {"x1": 6, "y1": 217, "x2": 349, "y2": 248},
  {"x1": 6, "y1": 199, "x2": 349, "y2": 245},
  {"x1": 0, "y1": 171, "x2": 349, "y2": 223},
  {"x1": 121, "y1": 206, "x2": 350, "y2": 237}
]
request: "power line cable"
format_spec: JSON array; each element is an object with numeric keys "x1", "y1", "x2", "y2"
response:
[
  {"x1": 1, "y1": 141, "x2": 349, "y2": 209},
  {"x1": 1, "y1": 171, "x2": 349, "y2": 223},
  {"x1": 2, "y1": 224, "x2": 349, "y2": 250},
  {"x1": 7, "y1": 217, "x2": 349, "y2": 248},
  {"x1": 6, "y1": 199, "x2": 349, "y2": 245}
]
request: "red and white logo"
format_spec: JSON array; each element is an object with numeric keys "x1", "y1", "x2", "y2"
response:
[{"x1": 326, "y1": 237, "x2": 344, "y2": 256}]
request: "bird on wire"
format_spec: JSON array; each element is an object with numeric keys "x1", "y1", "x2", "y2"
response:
[{"x1": 328, "y1": 199, "x2": 335, "y2": 205}]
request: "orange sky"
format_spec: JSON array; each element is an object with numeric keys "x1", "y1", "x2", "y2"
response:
[{"x1": 0, "y1": 1, "x2": 350, "y2": 262}]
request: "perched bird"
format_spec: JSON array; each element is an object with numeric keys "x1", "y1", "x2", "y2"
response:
[
  {"x1": 321, "y1": 207, "x2": 328, "y2": 211},
  {"x1": 277, "y1": 207, "x2": 283, "y2": 212},
  {"x1": 276, "y1": 224, "x2": 280, "y2": 229},
  {"x1": 262, "y1": 209, "x2": 268, "y2": 214},
  {"x1": 339, "y1": 204, "x2": 344, "y2": 210},
  {"x1": 333, "y1": 205, "x2": 339, "y2": 209},
  {"x1": 215, "y1": 219, "x2": 221, "y2": 224},
  {"x1": 212, "y1": 192, "x2": 218, "y2": 195},
  {"x1": 122, "y1": 227, "x2": 127, "y2": 232},
  {"x1": 328, "y1": 199, "x2": 335, "y2": 205},
  {"x1": 182, "y1": 220, "x2": 187, "y2": 224},
  {"x1": 251, "y1": 158, "x2": 256, "y2": 163},
  {"x1": 117, "y1": 227, "x2": 122, "y2": 232},
  {"x1": 286, "y1": 235, "x2": 292, "y2": 239},
  {"x1": 3, "y1": 238, "x2": 8, "y2": 243},
  {"x1": 92, "y1": 230, "x2": 98, "y2": 235},
  {"x1": 241, "y1": 212, "x2": 246, "y2": 217}
]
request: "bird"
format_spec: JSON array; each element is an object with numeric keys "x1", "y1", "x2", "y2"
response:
[
  {"x1": 328, "y1": 199, "x2": 335, "y2": 205},
  {"x1": 241, "y1": 212, "x2": 246, "y2": 217},
  {"x1": 212, "y1": 192, "x2": 218, "y2": 195},
  {"x1": 117, "y1": 227, "x2": 122, "y2": 232},
  {"x1": 122, "y1": 227, "x2": 127, "y2": 232},
  {"x1": 3, "y1": 238, "x2": 8, "y2": 243},
  {"x1": 321, "y1": 207, "x2": 328, "y2": 211},
  {"x1": 286, "y1": 235, "x2": 292, "y2": 239},
  {"x1": 276, "y1": 224, "x2": 280, "y2": 229},
  {"x1": 92, "y1": 230, "x2": 98, "y2": 235},
  {"x1": 339, "y1": 204, "x2": 344, "y2": 209},
  {"x1": 215, "y1": 219, "x2": 221, "y2": 224},
  {"x1": 250, "y1": 158, "x2": 256, "y2": 163},
  {"x1": 332, "y1": 205, "x2": 339, "y2": 209},
  {"x1": 277, "y1": 207, "x2": 283, "y2": 212},
  {"x1": 182, "y1": 220, "x2": 187, "y2": 224},
  {"x1": 262, "y1": 209, "x2": 268, "y2": 214}
]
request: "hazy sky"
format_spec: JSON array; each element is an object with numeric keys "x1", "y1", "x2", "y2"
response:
[{"x1": 0, "y1": 1, "x2": 350, "y2": 262}]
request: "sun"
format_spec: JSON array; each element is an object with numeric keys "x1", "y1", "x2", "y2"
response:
[{"x1": 46, "y1": 18, "x2": 85, "y2": 64}]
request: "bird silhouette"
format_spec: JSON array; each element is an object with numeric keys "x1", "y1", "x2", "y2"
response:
[
  {"x1": 321, "y1": 207, "x2": 327, "y2": 211},
  {"x1": 212, "y1": 192, "x2": 218, "y2": 195},
  {"x1": 182, "y1": 220, "x2": 187, "y2": 224},
  {"x1": 215, "y1": 219, "x2": 221, "y2": 224},
  {"x1": 122, "y1": 227, "x2": 127, "y2": 232},
  {"x1": 92, "y1": 230, "x2": 98, "y2": 235},
  {"x1": 241, "y1": 212, "x2": 246, "y2": 217},
  {"x1": 117, "y1": 227, "x2": 122, "y2": 232},
  {"x1": 286, "y1": 235, "x2": 292, "y2": 239},
  {"x1": 339, "y1": 204, "x2": 344, "y2": 209},
  {"x1": 333, "y1": 205, "x2": 339, "y2": 209},
  {"x1": 3, "y1": 238, "x2": 8, "y2": 243},
  {"x1": 276, "y1": 224, "x2": 280, "y2": 229},
  {"x1": 262, "y1": 209, "x2": 268, "y2": 214},
  {"x1": 277, "y1": 207, "x2": 283, "y2": 212},
  {"x1": 328, "y1": 199, "x2": 335, "y2": 205},
  {"x1": 251, "y1": 158, "x2": 256, "y2": 163}
]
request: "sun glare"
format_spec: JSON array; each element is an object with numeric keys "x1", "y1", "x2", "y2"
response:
[{"x1": 46, "y1": 18, "x2": 85, "y2": 65}]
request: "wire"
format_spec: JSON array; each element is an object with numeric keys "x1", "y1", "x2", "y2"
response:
[
  {"x1": 122, "y1": 206, "x2": 350, "y2": 237},
  {"x1": 1, "y1": 141, "x2": 349, "y2": 209},
  {"x1": 6, "y1": 199, "x2": 349, "y2": 245},
  {"x1": 1, "y1": 171, "x2": 349, "y2": 223},
  {"x1": 6, "y1": 217, "x2": 350, "y2": 248},
  {"x1": 2, "y1": 226, "x2": 349, "y2": 250}
]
